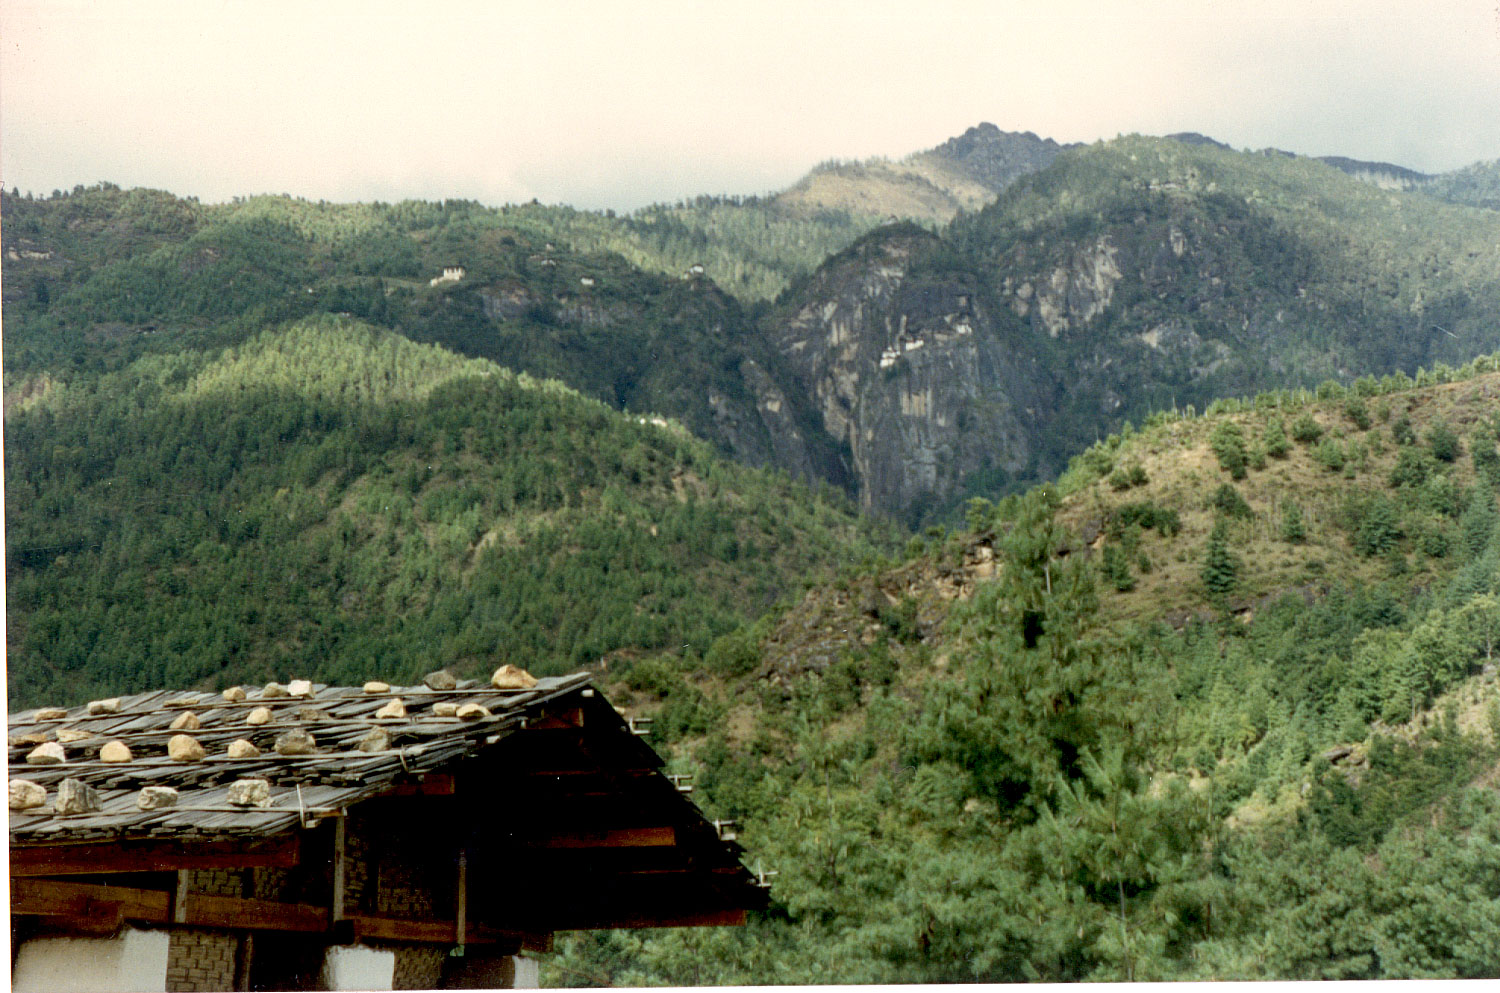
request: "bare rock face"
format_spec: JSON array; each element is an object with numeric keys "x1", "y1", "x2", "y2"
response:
[
  {"x1": 423, "y1": 670, "x2": 457, "y2": 691},
  {"x1": 170, "y1": 711, "x2": 201, "y2": 731},
  {"x1": 10, "y1": 779, "x2": 47, "y2": 810},
  {"x1": 99, "y1": 741, "x2": 133, "y2": 763},
  {"x1": 87, "y1": 698, "x2": 121, "y2": 715},
  {"x1": 246, "y1": 707, "x2": 273, "y2": 726},
  {"x1": 227, "y1": 739, "x2": 261, "y2": 759},
  {"x1": 227, "y1": 779, "x2": 272, "y2": 808},
  {"x1": 375, "y1": 698, "x2": 406, "y2": 719},
  {"x1": 168, "y1": 735, "x2": 207, "y2": 762},
  {"x1": 766, "y1": 227, "x2": 1042, "y2": 517},
  {"x1": 363, "y1": 681, "x2": 391, "y2": 694},
  {"x1": 355, "y1": 728, "x2": 390, "y2": 752},
  {"x1": 55, "y1": 778, "x2": 102, "y2": 816},
  {"x1": 137, "y1": 786, "x2": 179, "y2": 810},
  {"x1": 273, "y1": 729, "x2": 317, "y2": 756},
  {"x1": 26, "y1": 742, "x2": 66, "y2": 765},
  {"x1": 491, "y1": 664, "x2": 538, "y2": 690}
]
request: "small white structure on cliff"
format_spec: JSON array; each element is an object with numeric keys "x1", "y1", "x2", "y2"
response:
[{"x1": 429, "y1": 265, "x2": 466, "y2": 287}]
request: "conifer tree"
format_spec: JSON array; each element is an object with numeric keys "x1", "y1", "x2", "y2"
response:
[
  {"x1": 1201, "y1": 518, "x2": 1240, "y2": 599},
  {"x1": 1280, "y1": 501, "x2": 1306, "y2": 543},
  {"x1": 1263, "y1": 416, "x2": 1291, "y2": 458}
]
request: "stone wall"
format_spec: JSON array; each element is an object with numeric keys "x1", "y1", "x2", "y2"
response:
[
  {"x1": 165, "y1": 930, "x2": 238, "y2": 993},
  {"x1": 184, "y1": 867, "x2": 243, "y2": 897},
  {"x1": 390, "y1": 945, "x2": 447, "y2": 990}
]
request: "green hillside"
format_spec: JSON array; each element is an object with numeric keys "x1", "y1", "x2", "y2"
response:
[
  {"x1": 555, "y1": 364, "x2": 1500, "y2": 984},
  {"x1": 0, "y1": 187, "x2": 859, "y2": 477},
  {"x1": 4, "y1": 316, "x2": 896, "y2": 706}
]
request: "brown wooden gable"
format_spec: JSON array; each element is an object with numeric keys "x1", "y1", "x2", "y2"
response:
[{"x1": 9, "y1": 673, "x2": 766, "y2": 960}]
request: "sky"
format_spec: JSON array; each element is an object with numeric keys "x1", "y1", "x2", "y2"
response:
[{"x1": 2, "y1": 0, "x2": 1498, "y2": 212}]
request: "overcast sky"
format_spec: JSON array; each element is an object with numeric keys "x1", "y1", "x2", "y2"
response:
[{"x1": 3, "y1": 0, "x2": 1498, "y2": 212}]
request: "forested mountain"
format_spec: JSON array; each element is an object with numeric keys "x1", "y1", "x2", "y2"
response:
[
  {"x1": 7, "y1": 132, "x2": 1497, "y2": 525},
  {"x1": 775, "y1": 123, "x2": 1071, "y2": 224},
  {"x1": 552, "y1": 363, "x2": 1500, "y2": 983},
  {"x1": 0, "y1": 186, "x2": 854, "y2": 484},
  {"x1": 4, "y1": 316, "x2": 895, "y2": 705},
  {"x1": 4, "y1": 122, "x2": 1500, "y2": 983},
  {"x1": 766, "y1": 134, "x2": 1500, "y2": 519}
]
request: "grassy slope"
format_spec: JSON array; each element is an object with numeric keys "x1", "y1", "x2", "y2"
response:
[{"x1": 1057, "y1": 372, "x2": 1500, "y2": 625}]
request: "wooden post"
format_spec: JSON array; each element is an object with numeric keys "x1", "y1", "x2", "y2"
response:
[
  {"x1": 173, "y1": 870, "x2": 190, "y2": 924},
  {"x1": 234, "y1": 933, "x2": 255, "y2": 993},
  {"x1": 455, "y1": 849, "x2": 468, "y2": 958},
  {"x1": 332, "y1": 817, "x2": 347, "y2": 923}
]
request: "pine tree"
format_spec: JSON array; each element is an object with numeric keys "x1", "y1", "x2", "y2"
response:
[
  {"x1": 1281, "y1": 501, "x2": 1307, "y2": 543},
  {"x1": 1201, "y1": 518, "x2": 1240, "y2": 599},
  {"x1": 1210, "y1": 421, "x2": 1249, "y2": 479},
  {"x1": 1263, "y1": 416, "x2": 1291, "y2": 458}
]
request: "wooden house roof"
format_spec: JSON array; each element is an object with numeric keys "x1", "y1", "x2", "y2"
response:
[
  {"x1": 10, "y1": 672, "x2": 767, "y2": 936},
  {"x1": 10, "y1": 674, "x2": 600, "y2": 842}
]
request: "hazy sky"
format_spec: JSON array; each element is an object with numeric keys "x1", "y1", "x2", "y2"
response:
[{"x1": 3, "y1": 0, "x2": 1498, "y2": 212}]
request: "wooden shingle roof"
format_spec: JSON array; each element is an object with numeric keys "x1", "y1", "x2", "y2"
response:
[{"x1": 8, "y1": 673, "x2": 600, "y2": 842}]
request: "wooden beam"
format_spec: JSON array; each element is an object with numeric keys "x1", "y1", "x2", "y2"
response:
[
  {"x1": 12, "y1": 879, "x2": 331, "y2": 934},
  {"x1": 12, "y1": 878, "x2": 170, "y2": 924},
  {"x1": 520, "y1": 767, "x2": 655, "y2": 778},
  {"x1": 381, "y1": 775, "x2": 448, "y2": 798},
  {"x1": 179, "y1": 892, "x2": 328, "y2": 932},
  {"x1": 345, "y1": 914, "x2": 525, "y2": 948},
  {"x1": 10, "y1": 836, "x2": 301, "y2": 876},
  {"x1": 526, "y1": 707, "x2": 584, "y2": 730},
  {"x1": 527, "y1": 826, "x2": 675, "y2": 849},
  {"x1": 555, "y1": 908, "x2": 746, "y2": 930}
]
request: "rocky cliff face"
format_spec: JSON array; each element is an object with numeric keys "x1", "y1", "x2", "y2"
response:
[
  {"x1": 765, "y1": 226, "x2": 1046, "y2": 518},
  {"x1": 759, "y1": 137, "x2": 1500, "y2": 522}
]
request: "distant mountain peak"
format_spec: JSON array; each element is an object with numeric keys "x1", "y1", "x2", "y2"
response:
[{"x1": 1165, "y1": 132, "x2": 1233, "y2": 151}]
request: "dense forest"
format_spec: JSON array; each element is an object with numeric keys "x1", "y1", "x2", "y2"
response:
[
  {"x1": 4, "y1": 317, "x2": 895, "y2": 705},
  {"x1": 549, "y1": 362, "x2": 1500, "y2": 983}
]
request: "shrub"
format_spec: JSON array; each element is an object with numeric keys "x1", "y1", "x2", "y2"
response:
[
  {"x1": 1388, "y1": 447, "x2": 1433, "y2": 488},
  {"x1": 1314, "y1": 438, "x2": 1346, "y2": 473},
  {"x1": 1351, "y1": 495, "x2": 1403, "y2": 557},
  {"x1": 1115, "y1": 500, "x2": 1181, "y2": 536},
  {"x1": 1209, "y1": 483, "x2": 1252, "y2": 519},
  {"x1": 1428, "y1": 420, "x2": 1462, "y2": 462},
  {"x1": 1263, "y1": 416, "x2": 1291, "y2": 458},
  {"x1": 1344, "y1": 397, "x2": 1371, "y2": 430},
  {"x1": 1210, "y1": 421, "x2": 1248, "y2": 479},
  {"x1": 1102, "y1": 543, "x2": 1136, "y2": 592},
  {"x1": 1108, "y1": 463, "x2": 1148, "y2": 490},
  {"x1": 1392, "y1": 413, "x2": 1416, "y2": 446},
  {"x1": 1291, "y1": 413, "x2": 1323, "y2": 444}
]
